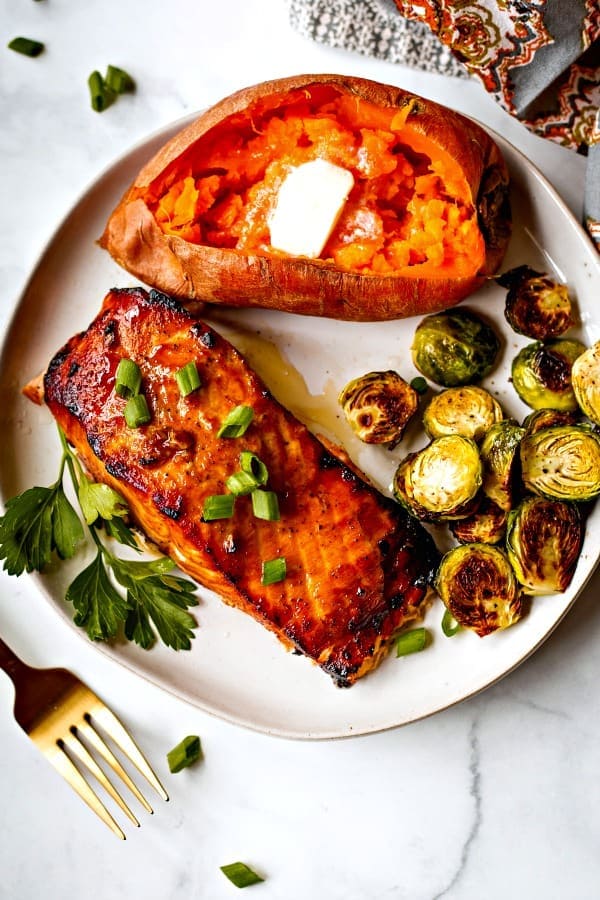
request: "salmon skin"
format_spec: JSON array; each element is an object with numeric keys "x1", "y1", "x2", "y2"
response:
[{"x1": 44, "y1": 287, "x2": 439, "y2": 686}]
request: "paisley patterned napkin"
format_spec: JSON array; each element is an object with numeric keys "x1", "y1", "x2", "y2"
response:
[{"x1": 288, "y1": 0, "x2": 600, "y2": 250}]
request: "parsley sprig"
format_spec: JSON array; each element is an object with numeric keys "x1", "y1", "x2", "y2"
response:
[{"x1": 0, "y1": 426, "x2": 198, "y2": 651}]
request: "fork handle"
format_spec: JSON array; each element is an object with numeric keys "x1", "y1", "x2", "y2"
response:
[{"x1": 0, "y1": 636, "x2": 35, "y2": 686}]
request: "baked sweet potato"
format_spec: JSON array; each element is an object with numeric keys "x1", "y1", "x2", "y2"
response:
[{"x1": 100, "y1": 74, "x2": 511, "y2": 322}]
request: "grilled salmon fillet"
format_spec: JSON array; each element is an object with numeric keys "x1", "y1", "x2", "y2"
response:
[{"x1": 43, "y1": 287, "x2": 438, "y2": 685}]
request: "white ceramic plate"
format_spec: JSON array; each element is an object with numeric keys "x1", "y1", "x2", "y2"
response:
[{"x1": 1, "y1": 117, "x2": 599, "y2": 740}]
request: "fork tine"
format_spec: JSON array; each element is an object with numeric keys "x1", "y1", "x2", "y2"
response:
[
  {"x1": 61, "y1": 730, "x2": 140, "y2": 827},
  {"x1": 90, "y1": 703, "x2": 169, "y2": 802},
  {"x1": 44, "y1": 743, "x2": 126, "y2": 840},
  {"x1": 77, "y1": 716, "x2": 154, "y2": 814}
]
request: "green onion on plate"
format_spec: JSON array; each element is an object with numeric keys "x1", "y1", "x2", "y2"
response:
[
  {"x1": 114, "y1": 358, "x2": 142, "y2": 398},
  {"x1": 441, "y1": 608, "x2": 461, "y2": 637},
  {"x1": 217, "y1": 405, "x2": 254, "y2": 439},
  {"x1": 202, "y1": 494, "x2": 235, "y2": 521},
  {"x1": 176, "y1": 361, "x2": 201, "y2": 397},
  {"x1": 261, "y1": 557, "x2": 286, "y2": 586},
  {"x1": 395, "y1": 627, "x2": 429, "y2": 657},
  {"x1": 220, "y1": 862, "x2": 264, "y2": 888},
  {"x1": 123, "y1": 394, "x2": 151, "y2": 428},
  {"x1": 167, "y1": 735, "x2": 202, "y2": 773},
  {"x1": 251, "y1": 490, "x2": 279, "y2": 521}
]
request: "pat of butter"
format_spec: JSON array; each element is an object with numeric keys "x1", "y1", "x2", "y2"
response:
[{"x1": 268, "y1": 159, "x2": 354, "y2": 259}]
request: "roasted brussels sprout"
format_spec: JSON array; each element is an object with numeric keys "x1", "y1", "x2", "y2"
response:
[
  {"x1": 479, "y1": 420, "x2": 524, "y2": 511},
  {"x1": 411, "y1": 309, "x2": 500, "y2": 387},
  {"x1": 520, "y1": 424, "x2": 600, "y2": 501},
  {"x1": 449, "y1": 496, "x2": 507, "y2": 545},
  {"x1": 423, "y1": 386, "x2": 504, "y2": 442},
  {"x1": 522, "y1": 407, "x2": 580, "y2": 435},
  {"x1": 571, "y1": 340, "x2": 600, "y2": 426},
  {"x1": 393, "y1": 434, "x2": 482, "y2": 522},
  {"x1": 498, "y1": 265, "x2": 574, "y2": 340},
  {"x1": 511, "y1": 338, "x2": 586, "y2": 411},
  {"x1": 506, "y1": 496, "x2": 583, "y2": 595},
  {"x1": 435, "y1": 543, "x2": 522, "y2": 636},
  {"x1": 338, "y1": 370, "x2": 418, "y2": 446}
]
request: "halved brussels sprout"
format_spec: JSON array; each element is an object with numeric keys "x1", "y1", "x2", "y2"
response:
[
  {"x1": 435, "y1": 543, "x2": 522, "y2": 636},
  {"x1": 423, "y1": 386, "x2": 504, "y2": 442},
  {"x1": 393, "y1": 434, "x2": 482, "y2": 522},
  {"x1": 511, "y1": 338, "x2": 586, "y2": 411},
  {"x1": 522, "y1": 407, "x2": 580, "y2": 435},
  {"x1": 338, "y1": 370, "x2": 418, "y2": 446},
  {"x1": 450, "y1": 496, "x2": 508, "y2": 545},
  {"x1": 506, "y1": 496, "x2": 582, "y2": 595},
  {"x1": 411, "y1": 309, "x2": 500, "y2": 387},
  {"x1": 498, "y1": 265, "x2": 574, "y2": 340},
  {"x1": 520, "y1": 424, "x2": 600, "y2": 501},
  {"x1": 571, "y1": 340, "x2": 600, "y2": 426},
  {"x1": 479, "y1": 420, "x2": 524, "y2": 511}
]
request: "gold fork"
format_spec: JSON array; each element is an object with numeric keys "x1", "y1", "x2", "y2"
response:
[{"x1": 0, "y1": 635, "x2": 168, "y2": 839}]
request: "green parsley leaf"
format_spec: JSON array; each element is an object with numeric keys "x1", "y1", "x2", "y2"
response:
[
  {"x1": 78, "y1": 477, "x2": 128, "y2": 525},
  {"x1": 102, "y1": 515, "x2": 140, "y2": 550},
  {"x1": 111, "y1": 556, "x2": 198, "y2": 650},
  {"x1": 66, "y1": 551, "x2": 129, "y2": 642},
  {"x1": 0, "y1": 483, "x2": 83, "y2": 575}
]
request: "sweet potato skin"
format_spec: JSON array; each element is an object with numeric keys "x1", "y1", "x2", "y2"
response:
[
  {"x1": 100, "y1": 74, "x2": 511, "y2": 322},
  {"x1": 43, "y1": 287, "x2": 440, "y2": 685}
]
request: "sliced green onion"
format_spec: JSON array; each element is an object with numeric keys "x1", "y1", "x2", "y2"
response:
[
  {"x1": 124, "y1": 394, "x2": 151, "y2": 428},
  {"x1": 410, "y1": 376, "x2": 428, "y2": 395},
  {"x1": 441, "y1": 608, "x2": 461, "y2": 637},
  {"x1": 217, "y1": 405, "x2": 254, "y2": 439},
  {"x1": 88, "y1": 70, "x2": 115, "y2": 112},
  {"x1": 115, "y1": 358, "x2": 142, "y2": 398},
  {"x1": 395, "y1": 627, "x2": 429, "y2": 657},
  {"x1": 105, "y1": 64, "x2": 135, "y2": 94},
  {"x1": 167, "y1": 735, "x2": 202, "y2": 773},
  {"x1": 240, "y1": 451, "x2": 268, "y2": 486},
  {"x1": 251, "y1": 490, "x2": 280, "y2": 521},
  {"x1": 8, "y1": 37, "x2": 45, "y2": 57},
  {"x1": 202, "y1": 494, "x2": 235, "y2": 521},
  {"x1": 176, "y1": 361, "x2": 201, "y2": 397},
  {"x1": 226, "y1": 471, "x2": 260, "y2": 496},
  {"x1": 261, "y1": 557, "x2": 286, "y2": 586},
  {"x1": 220, "y1": 862, "x2": 264, "y2": 888}
]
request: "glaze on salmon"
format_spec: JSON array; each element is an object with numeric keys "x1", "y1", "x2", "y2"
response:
[{"x1": 44, "y1": 287, "x2": 439, "y2": 685}]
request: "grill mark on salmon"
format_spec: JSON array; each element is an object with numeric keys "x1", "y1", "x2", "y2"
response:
[{"x1": 43, "y1": 287, "x2": 439, "y2": 685}]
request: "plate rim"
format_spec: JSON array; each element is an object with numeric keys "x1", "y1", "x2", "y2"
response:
[{"x1": 1, "y1": 111, "x2": 599, "y2": 741}]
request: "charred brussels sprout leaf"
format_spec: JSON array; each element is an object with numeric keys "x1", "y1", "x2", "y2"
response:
[
  {"x1": 480, "y1": 420, "x2": 524, "y2": 511},
  {"x1": 339, "y1": 370, "x2": 418, "y2": 447},
  {"x1": 435, "y1": 543, "x2": 522, "y2": 636},
  {"x1": 571, "y1": 340, "x2": 600, "y2": 426},
  {"x1": 411, "y1": 309, "x2": 500, "y2": 387},
  {"x1": 520, "y1": 424, "x2": 600, "y2": 501},
  {"x1": 522, "y1": 407, "x2": 580, "y2": 435},
  {"x1": 506, "y1": 497, "x2": 582, "y2": 595},
  {"x1": 423, "y1": 386, "x2": 504, "y2": 442},
  {"x1": 498, "y1": 265, "x2": 573, "y2": 340},
  {"x1": 393, "y1": 434, "x2": 482, "y2": 522},
  {"x1": 449, "y1": 495, "x2": 508, "y2": 545},
  {"x1": 511, "y1": 339, "x2": 585, "y2": 411}
]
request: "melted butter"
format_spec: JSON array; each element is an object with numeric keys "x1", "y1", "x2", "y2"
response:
[{"x1": 205, "y1": 316, "x2": 346, "y2": 444}]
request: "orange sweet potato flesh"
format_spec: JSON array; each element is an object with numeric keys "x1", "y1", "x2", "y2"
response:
[{"x1": 100, "y1": 74, "x2": 511, "y2": 322}]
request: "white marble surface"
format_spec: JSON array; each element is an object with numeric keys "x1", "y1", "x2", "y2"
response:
[{"x1": 1, "y1": 1, "x2": 599, "y2": 898}]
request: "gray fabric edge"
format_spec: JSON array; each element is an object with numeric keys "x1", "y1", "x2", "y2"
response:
[{"x1": 287, "y1": 0, "x2": 466, "y2": 77}]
